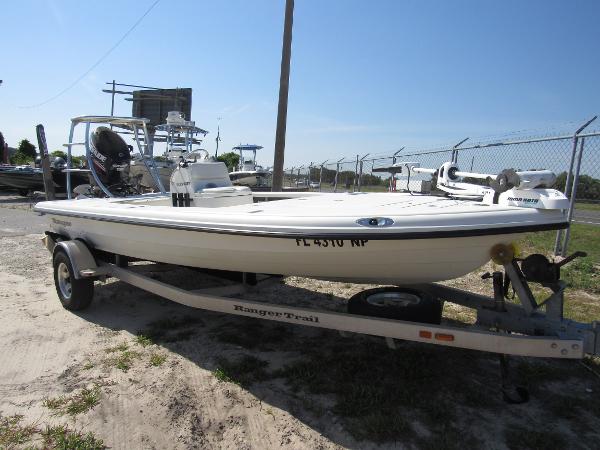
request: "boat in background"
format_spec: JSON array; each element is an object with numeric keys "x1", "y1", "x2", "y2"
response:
[
  {"x1": 228, "y1": 144, "x2": 272, "y2": 188},
  {"x1": 130, "y1": 111, "x2": 210, "y2": 192},
  {"x1": 0, "y1": 159, "x2": 88, "y2": 196}
]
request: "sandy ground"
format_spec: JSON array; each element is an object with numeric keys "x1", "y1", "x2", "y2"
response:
[
  {"x1": 1, "y1": 192, "x2": 599, "y2": 449},
  {"x1": 0, "y1": 194, "x2": 381, "y2": 449}
]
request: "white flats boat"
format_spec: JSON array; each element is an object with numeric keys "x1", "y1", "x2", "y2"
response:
[{"x1": 35, "y1": 129, "x2": 569, "y2": 283}]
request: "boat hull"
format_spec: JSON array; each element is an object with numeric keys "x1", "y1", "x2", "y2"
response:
[{"x1": 45, "y1": 214, "x2": 519, "y2": 283}]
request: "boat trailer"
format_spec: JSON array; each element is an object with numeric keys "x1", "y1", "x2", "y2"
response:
[{"x1": 43, "y1": 233, "x2": 599, "y2": 403}]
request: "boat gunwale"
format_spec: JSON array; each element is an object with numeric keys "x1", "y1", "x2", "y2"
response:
[{"x1": 35, "y1": 208, "x2": 569, "y2": 240}]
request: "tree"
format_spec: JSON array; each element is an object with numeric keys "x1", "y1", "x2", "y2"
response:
[
  {"x1": 18, "y1": 139, "x2": 36, "y2": 159},
  {"x1": 217, "y1": 152, "x2": 240, "y2": 172},
  {"x1": 51, "y1": 150, "x2": 68, "y2": 159},
  {"x1": 0, "y1": 132, "x2": 4, "y2": 162}
]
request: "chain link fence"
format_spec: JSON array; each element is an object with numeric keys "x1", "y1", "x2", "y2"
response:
[
  {"x1": 283, "y1": 119, "x2": 600, "y2": 255},
  {"x1": 285, "y1": 128, "x2": 600, "y2": 203}
]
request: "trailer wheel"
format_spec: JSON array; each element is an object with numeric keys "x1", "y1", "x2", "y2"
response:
[
  {"x1": 348, "y1": 287, "x2": 442, "y2": 324},
  {"x1": 53, "y1": 250, "x2": 94, "y2": 311}
]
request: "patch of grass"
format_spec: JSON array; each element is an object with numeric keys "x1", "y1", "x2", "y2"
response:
[
  {"x1": 211, "y1": 320, "x2": 295, "y2": 351},
  {"x1": 138, "y1": 315, "x2": 203, "y2": 343},
  {"x1": 519, "y1": 224, "x2": 600, "y2": 294},
  {"x1": 104, "y1": 342, "x2": 129, "y2": 353},
  {"x1": 417, "y1": 425, "x2": 476, "y2": 450},
  {"x1": 0, "y1": 414, "x2": 37, "y2": 448},
  {"x1": 112, "y1": 350, "x2": 141, "y2": 372},
  {"x1": 272, "y1": 340, "x2": 482, "y2": 443},
  {"x1": 213, "y1": 367, "x2": 235, "y2": 384},
  {"x1": 576, "y1": 202, "x2": 600, "y2": 212},
  {"x1": 504, "y1": 423, "x2": 567, "y2": 450},
  {"x1": 43, "y1": 385, "x2": 101, "y2": 417},
  {"x1": 213, "y1": 355, "x2": 269, "y2": 387},
  {"x1": 83, "y1": 361, "x2": 95, "y2": 370},
  {"x1": 349, "y1": 412, "x2": 413, "y2": 444},
  {"x1": 149, "y1": 352, "x2": 167, "y2": 367},
  {"x1": 516, "y1": 359, "x2": 585, "y2": 386},
  {"x1": 136, "y1": 334, "x2": 154, "y2": 347},
  {"x1": 41, "y1": 424, "x2": 106, "y2": 450}
]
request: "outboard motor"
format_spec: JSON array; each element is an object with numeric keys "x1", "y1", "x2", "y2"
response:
[{"x1": 89, "y1": 127, "x2": 132, "y2": 186}]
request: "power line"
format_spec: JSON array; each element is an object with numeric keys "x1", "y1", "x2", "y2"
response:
[{"x1": 20, "y1": 0, "x2": 161, "y2": 109}]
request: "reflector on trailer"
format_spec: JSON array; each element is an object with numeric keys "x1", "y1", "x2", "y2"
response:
[
  {"x1": 435, "y1": 333, "x2": 455, "y2": 342},
  {"x1": 419, "y1": 330, "x2": 432, "y2": 339}
]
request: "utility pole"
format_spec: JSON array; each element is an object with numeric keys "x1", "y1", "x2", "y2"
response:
[{"x1": 271, "y1": 0, "x2": 294, "y2": 191}]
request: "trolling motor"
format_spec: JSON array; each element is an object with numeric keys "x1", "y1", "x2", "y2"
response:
[{"x1": 401, "y1": 161, "x2": 570, "y2": 209}]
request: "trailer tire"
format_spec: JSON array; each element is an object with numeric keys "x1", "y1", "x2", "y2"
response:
[
  {"x1": 53, "y1": 250, "x2": 94, "y2": 311},
  {"x1": 348, "y1": 287, "x2": 442, "y2": 324}
]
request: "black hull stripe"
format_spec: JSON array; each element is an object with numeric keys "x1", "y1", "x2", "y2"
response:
[{"x1": 38, "y1": 209, "x2": 569, "y2": 240}]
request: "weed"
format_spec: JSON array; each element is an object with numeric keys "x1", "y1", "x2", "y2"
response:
[
  {"x1": 83, "y1": 361, "x2": 95, "y2": 370},
  {"x1": 150, "y1": 353, "x2": 167, "y2": 367},
  {"x1": 213, "y1": 367, "x2": 235, "y2": 384},
  {"x1": 505, "y1": 423, "x2": 567, "y2": 450},
  {"x1": 138, "y1": 315, "x2": 203, "y2": 343},
  {"x1": 213, "y1": 355, "x2": 269, "y2": 386},
  {"x1": 211, "y1": 320, "x2": 294, "y2": 351},
  {"x1": 113, "y1": 350, "x2": 141, "y2": 372},
  {"x1": 272, "y1": 340, "x2": 475, "y2": 443},
  {"x1": 136, "y1": 334, "x2": 153, "y2": 347},
  {"x1": 519, "y1": 224, "x2": 600, "y2": 294},
  {"x1": 43, "y1": 385, "x2": 101, "y2": 417},
  {"x1": 41, "y1": 424, "x2": 106, "y2": 449},
  {"x1": 0, "y1": 414, "x2": 37, "y2": 448},
  {"x1": 104, "y1": 342, "x2": 129, "y2": 353}
]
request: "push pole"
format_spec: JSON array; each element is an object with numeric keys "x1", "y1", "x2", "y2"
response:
[
  {"x1": 271, "y1": 0, "x2": 295, "y2": 191},
  {"x1": 36, "y1": 124, "x2": 56, "y2": 200}
]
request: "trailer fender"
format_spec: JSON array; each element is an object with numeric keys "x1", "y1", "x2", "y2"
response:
[{"x1": 53, "y1": 240, "x2": 98, "y2": 279}]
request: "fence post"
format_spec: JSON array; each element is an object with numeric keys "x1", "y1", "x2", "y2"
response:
[
  {"x1": 333, "y1": 157, "x2": 344, "y2": 193},
  {"x1": 391, "y1": 147, "x2": 405, "y2": 192},
  {"x1": 561, "y1": 138, "x2": 586, "y2": 256},
  {"x1": 357, "y1": 153, "x2": 370, "y2": 192},
  {"x1": 452, "y1": 137, "x2": 469, "y2": 164},
  {"x1": 553, "y1": 116, "x2": 597, "y2": 255},
  {"x1": 318, "y1": 160, "x2": 327, "y2": 192}
]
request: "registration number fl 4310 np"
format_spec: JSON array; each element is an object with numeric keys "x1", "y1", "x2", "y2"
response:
[{"x1": 295, "y1": 239, "x2": 369, "y2": 248}]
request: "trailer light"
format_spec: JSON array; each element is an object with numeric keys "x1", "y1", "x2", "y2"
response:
[
  {"x1": 435, "y1": 333, "x2": 455, "y2": 342},
  {"x1": 419, "y1": 330, "x2": 432, "y2": 339}
]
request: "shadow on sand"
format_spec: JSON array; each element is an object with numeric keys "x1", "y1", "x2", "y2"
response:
[{"x1": 63, "y1": 263, "x2": 537, "y2": 448}]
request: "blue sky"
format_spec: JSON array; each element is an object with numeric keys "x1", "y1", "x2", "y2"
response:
[{"x1": 1, "y1": 0, "x2": 599, "y2": 167}]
